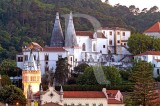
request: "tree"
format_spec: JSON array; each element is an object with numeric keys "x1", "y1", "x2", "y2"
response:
[
  {"x1": 55, "y1": 57, "x2": 69, "y2": 85},
  {"x1": 119, "y1": 69, "x2": 131, "y2": 81},
  {"x1": 0, "y1": 59, "x2": 22, "y2": 77},
  {"x1": 77, "y1": 67, "x2": 98, "y2": 85},
  {"x1": 103, "y1": 66, "x2": 122, "y2": 86},
  {"x1": 148, "y1": 6, "x2": 159, "y2": 13},
  {"x1": 130, "y1": 61, "x2": 158, "y2": 106},
  {"x1": 128, "y1": 33, "x2": 152, "y2": 55},
  {"x1": 0, "y1": 85, "x2": 26, "y2": 105},
  {"x1": 1, "y1": 75, "x2": 12, "y2": 86},
  {"x1": 73, "y1": 63, "x2": 89, "y2": 77}
]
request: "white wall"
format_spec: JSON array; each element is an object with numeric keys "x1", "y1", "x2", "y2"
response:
[{"x1": 64, "y1": 98, "x2": 108, "y2": 106}]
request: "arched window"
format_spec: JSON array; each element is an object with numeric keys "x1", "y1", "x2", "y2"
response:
[
  {"x1": 82, "y1": 43, "x2": 86, "y2": 51},
  {"x1": 93, "y1": 43, "x2": 96, "y2": 51}
]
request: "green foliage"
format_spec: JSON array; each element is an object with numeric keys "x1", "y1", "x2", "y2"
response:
[
  {"x1": 130, "y1": 61, "x2": 158, "y2": 105},
  {"x1": 128, "y1": 33, "x2": 152, "y2": 55},
  {"x1": 103, "y1": 66, "x2": 122, "y2": 86},
  {"x1": 128, "y1": 33, "x2": 160, "y2": 55},
  {"x1": 125, "y1": 96, "x2": 134, "y2": 106},
  {"x1": 0, "y1": 0, "x2": 160, "y2": 62},
  {"x1": 0, "y1": 59, "x2": 22, "y2": 77},
  {"x1": 0, "y1": 85, "x2": 26, "y2": 105},
  {"x1": 55, "y1": 57, "x2": 69, "y2": 85},
  {"x1": 119, "y1": 69, "x2": 131, "y2": 81},
  {"x1": 73, "y1": 63, "x2": 89, "y2": 77},
  {"x1": 1, "y1": 75, "x2": 12, "y2": 86},
  {"x1": 77, "y1": 67, "x2": 98, "y2": 85}
]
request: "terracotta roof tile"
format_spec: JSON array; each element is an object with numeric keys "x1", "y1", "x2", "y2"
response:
[
  {"x1": 144, "y1": 22, "x2": 160, "y2": 33},
  {"x1": 96, "y1": 32, "x2": 106, "y2": 38},
  {"x1": 63, "y1": 91, "x2": 106, "y2": 98},
  {"x1": 106, "y1": 90, "x2": 118, "y2": 98},
  {"x1": 101, "y1": 27, "x2": 128, "y2": 31},
  {"x1": 108, "y1": 99, "x2": 124, "y2": 104},
  {"x1": 135, "y1": 51, "x2": 160, "y2": 56},
  {"x1": 76, "y1": 31, "x2": 94, "y2": 39},
  {"x1": 42, "y1": 47, "x2": 66, "y2": 52}
]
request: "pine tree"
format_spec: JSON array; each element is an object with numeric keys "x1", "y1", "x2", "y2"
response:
[
  {"x1": 130, "y1": 61, "x2": 158, "y2": 106},
  {"x1": 55, "y1": 57, "x2": 69, "y2": 85}
]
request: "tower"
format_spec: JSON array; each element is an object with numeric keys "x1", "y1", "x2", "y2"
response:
[
  {"x1": 22, "y1": 49, "x2": 41, "y2": 98},
  {"x1": 50, "y1": 12, "x2": 64, "y2": 47},
  {"x1": 65, "y1": 12, "x2": 78, "y2": 47}
]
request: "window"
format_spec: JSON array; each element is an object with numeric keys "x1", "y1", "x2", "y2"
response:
[
  {"x1": 117, "y1": 32, "x2": 120, "y2": 35},
  {"x1": 121, "y1": 43, "x2": 123, "y2": 45},
  {"x1": 82, "y1": 43, "x2": 86, "y2": 51},
  {"x1": 123, "y1": 32, "x2": 125, "y2": 36},
  {"x1": 124, "y1": 43, "x2": 126, "y2": 46},
  {"x1": 93, "y1": 43, "x2": 96, "y2": 51},
  {"x1": 157, "y1": 69, "x2": 160, "y2": 75},
  {"x1": 100, "y1": 50, "x2": 102, "y2": 53},
  {"x1": 117, "y1": 40, "x2": 120, "y2": 43},
  {"x1": 82, "y1": 59, "x2": 84, "y2": 62},
  {"x1": 25, "y1": 55, "x2": 28, "y2": 61},
  {"x1": 18, "y1": 57, "x2": 23, "y2": 62},
  {"x1": 45, "y1": 62, "x2": 48, "y2": 65},
  {"x1": 103, "y1": 45, "x2": 105, "y2": 48},
  {"x1": 154, "y1": 64, "x2": 155, "y2": 67},
  {"x1": 75, "y1": 58, "x2": 77, "y2": 62},
  {"x1": 110, "y1": 31, "x2": 112, "y2": 35},
  {"x1": 93, "y1": 104, "x2": 96, "y2": 106},
  {"x1": 45, "y1": 66, "x2": 49, "y2": 72},
  {"x1": 99, "y1": 104, "x2": 103, "y2": 106},
  {"x1": 45, "y1": 54, "x2": 49, "y2": 61},
  {"x1": 86, "y1": 104, "x2": 89, "y2": 106},
  {"x1": 109, "y1": 40, "x2": 112, "y2": 45},
  {"x1": 34, "y1": 55, "x2": 36, "y2": 60},
  {"x1": 70, "y1": 57, "x2": 73, "y2": 61}
]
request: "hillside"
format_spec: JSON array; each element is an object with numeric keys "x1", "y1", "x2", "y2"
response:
[{"x1": 0, "y1": 0, "x2": 160, "y2": 62}]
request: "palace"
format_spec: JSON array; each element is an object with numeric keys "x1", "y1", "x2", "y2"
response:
[{"x1": 16, "y1": 12, "x2": 132, "y2": 75}]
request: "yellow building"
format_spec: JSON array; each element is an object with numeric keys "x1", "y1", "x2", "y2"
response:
[{"x1": 22, "y1": 49, "x2": 41, "y2": 98}]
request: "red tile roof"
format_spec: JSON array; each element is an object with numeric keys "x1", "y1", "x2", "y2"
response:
[
  {"x1": 76, "y1": 31, "x2": 94, "y2": 39},
  {"x1": 108, "y1": 99, "x2": 124, "y2": 104},
  {"x1": 101, "y1": 27, "x2": 128, "y2": 31},
  {"x1": 144, "y1": 22, "x2": 160, "y2": 33},
  {"x1": 135, "y1": 51, "x2": 160, "y2": 56},
  {"x1": 106, "y1": 90, "x2": 118, "y2": 98},
  {"x1": 96, "y1": 32, "x2": 106, "y2": 38},
  {"x1": 63, "y1": 91, "x2": 106, "y2": 98},
  {"x1": 42, "y1": 103, "x2": 61, "y2": 106},
  {"x1": 42, "y1": 47, "x2": 66, "y2": 52}
]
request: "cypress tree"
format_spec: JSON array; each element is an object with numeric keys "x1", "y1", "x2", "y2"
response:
[{"x1": 130, "y1": 61, "x2": 158, "y2": 106}]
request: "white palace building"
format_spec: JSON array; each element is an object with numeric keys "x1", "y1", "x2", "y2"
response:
[{"x1": 16, "y1": 12, "x2": 132, "y2": 75}]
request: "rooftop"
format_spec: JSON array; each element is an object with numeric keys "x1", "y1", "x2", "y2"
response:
[
  {"x1": 144, "y1": 22, "x2": 160, "y2": 33},
  {"x1": 135, "y1": 51, "x2": 160, "y2": 56},
  {"x1": 63, "y1": 91, "x2": 106, "y2": 98}
]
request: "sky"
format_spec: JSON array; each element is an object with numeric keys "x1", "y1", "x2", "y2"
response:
[{"x1": 101, "y1": 0, "x2": 160, "y2": 10}]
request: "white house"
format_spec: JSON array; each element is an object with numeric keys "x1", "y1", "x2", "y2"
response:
[
  {"x1": 16, "y1": 12, "x2": 132, "y2": 75},
  {"x1": 33, "y1": 86, "x2": 125, "y2": 106},
  {"x1": 134, "y1": 51, "x2": 160, "y2": 77},
  {"x1": 144, "y1": 21, "x2": 160, "y2": 38}
]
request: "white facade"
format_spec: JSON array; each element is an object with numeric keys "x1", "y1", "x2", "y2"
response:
[
  {"x1": 134, "y1": 51, "x2": 160, "y2": 78},
  {"x1": 16, "y1": 13, "x2": 132, "y2": 75},
  {"x1": 144, "y1": 32, "x2": 160, "y2": 38},
  {"x1": 38, "y1": 87, "x2": 124, "y2": 106}
]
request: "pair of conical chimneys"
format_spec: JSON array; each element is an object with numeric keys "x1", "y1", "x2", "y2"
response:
[{"x1": 50, "y1": 12, "x2": 78, "y2": 47}]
